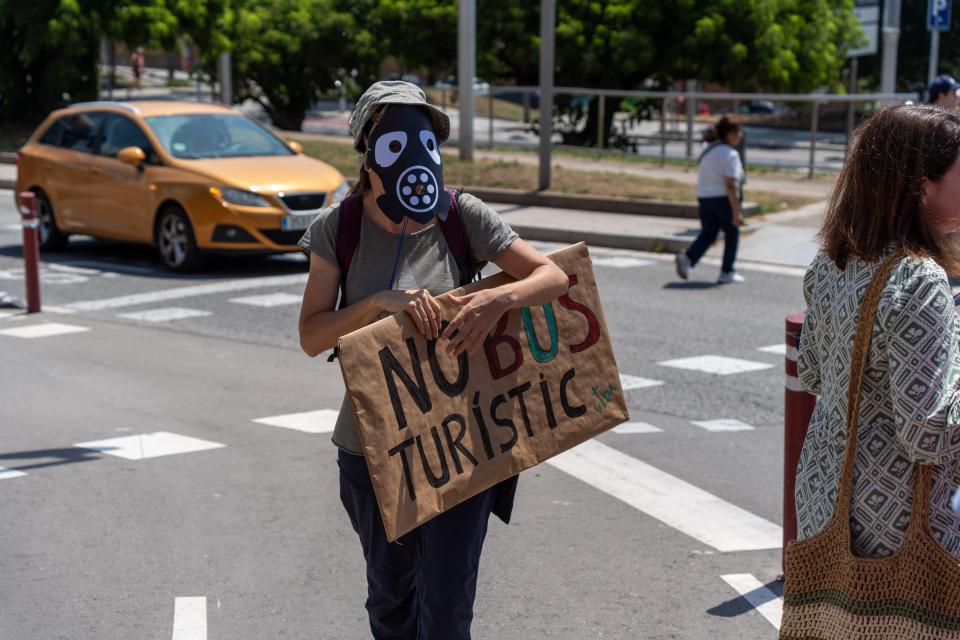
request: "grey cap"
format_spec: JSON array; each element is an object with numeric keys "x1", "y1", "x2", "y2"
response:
[{"x1": 348, "y1": 81, "x2": 450, "y2": 153}]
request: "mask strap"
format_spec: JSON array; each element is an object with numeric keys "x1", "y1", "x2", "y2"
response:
[{"x1": 386, "y1": 218, "x2": 408, "y2": 290}]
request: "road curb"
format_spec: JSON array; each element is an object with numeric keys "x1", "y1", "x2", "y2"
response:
[
  {"x1": 463, "y1": 186, "x2": 760, "y2": 219},
  {"x1": 509, "y1": 222, "x2": 690, "y2": 254},
  {"x1": 0, "y1": 179, "x2": 14, "y2": 190}
]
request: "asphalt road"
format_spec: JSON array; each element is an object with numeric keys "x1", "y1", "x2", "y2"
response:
[{"x1": 0, "y1": 189, "x2": 804, "y2": 639}]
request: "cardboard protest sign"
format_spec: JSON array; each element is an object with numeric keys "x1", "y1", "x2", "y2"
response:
[{"x1": 338, "y1": 242, "x2": 629, "y2": 541}]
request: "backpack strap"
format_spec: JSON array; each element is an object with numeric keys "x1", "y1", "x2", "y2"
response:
[
  {"x1": 439, "y1": 188, "x2": 482, "y2": 287},
  {"x1": 328, "y1": 193, "x2": 363, "y2": 362}
]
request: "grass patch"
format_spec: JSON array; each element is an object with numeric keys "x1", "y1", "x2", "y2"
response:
[{"x1": 289, "y1": 134, "x2": 819, "y2": 215}]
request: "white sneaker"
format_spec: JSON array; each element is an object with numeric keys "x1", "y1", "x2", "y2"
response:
[
  {"x1": 675, "y1": 253, "x2": 691, "y2": 280},
  {"x1": 717, "y1": 270, "x2": 745, "y2": 284}
]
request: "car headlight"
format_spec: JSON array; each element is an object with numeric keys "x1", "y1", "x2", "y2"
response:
[
  {"x1": 210, "y1": 186, "x2": 272, "y2": 208},
  {"x1": 331, "y1": 180, "x2": 351, "y2": 205}
]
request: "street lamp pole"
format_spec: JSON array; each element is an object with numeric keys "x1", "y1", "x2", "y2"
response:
[
  {"x1": 458, "y1": 0, "x2": 476, "y2": 161},
  {"x1": 880, "y1": 0, "x2": 901, "y2": 96},
  {"x1": 538, "y1": 0, "x2": 556, "y2": 191}
]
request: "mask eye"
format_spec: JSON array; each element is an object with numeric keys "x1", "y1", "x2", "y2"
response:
[
  {"x1": 419, "y1": 130, "x2": 441, "y2": 165},
  {"x1": 374, "y1": 131, "x2": 407, "y2": 167}
]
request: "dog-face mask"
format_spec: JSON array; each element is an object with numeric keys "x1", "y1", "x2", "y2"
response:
[{"x1": 366, "y1": 105, "x2": 449, "y2": 224}]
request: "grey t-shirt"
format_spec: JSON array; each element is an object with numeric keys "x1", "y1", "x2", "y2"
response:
[{"x1": 298, "y1": 192, "x2": 518, "y2": 454}]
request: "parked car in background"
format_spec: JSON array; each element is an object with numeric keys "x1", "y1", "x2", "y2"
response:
[
  {"x1": 738, "y1": 100, "x2": 790, "y2": 115},
  {"x1": 15, "y1": 100, "x2": 349, "y2": 271}
]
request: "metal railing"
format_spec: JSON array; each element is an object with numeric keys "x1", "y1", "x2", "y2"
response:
[{"x1": 429, "y1": 85, "x2": 920, "y2": 179}]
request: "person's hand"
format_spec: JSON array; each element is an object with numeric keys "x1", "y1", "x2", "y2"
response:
[
  {"x1": 733, "y1": 209, "x2": 743, "y2": 227},
  {"x1": 376, "y1": 289, "x2": 442, "y2": 339},
  {"x1": 441, "y1": 289, "x2": 510, "y2": 356}
]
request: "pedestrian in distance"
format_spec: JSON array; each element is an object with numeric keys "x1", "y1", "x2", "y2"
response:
[
  {"x1": 297, "y1": 81, "x2": 568, "y2": 640},
  {"x1": 928, "y1": 74, "x2": 960, "y2": 110},
  {"x1": 781, "y1": 105, "x2": 960, "y2": 638},
  {"x1": 674, "y1": 116, "x2": 746, "y2": 284}
]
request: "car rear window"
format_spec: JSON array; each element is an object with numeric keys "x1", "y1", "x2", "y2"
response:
[
  {"x1": 59, "y1": 112, "x2": 106, "y2": 154},
  {"x1": 38, "y1": 119, "x2": 64, "y2": 146}
]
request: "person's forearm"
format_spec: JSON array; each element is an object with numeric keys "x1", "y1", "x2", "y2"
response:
[
  {"x1": 299, "y1": 294, "x2": 384, "y2": 357},
  {"x1": 492, "y1": 264, "x2": 569, "y2": 310},
  {"x1": 726, "y1": 182, "x2": 741, "y2": 217}
]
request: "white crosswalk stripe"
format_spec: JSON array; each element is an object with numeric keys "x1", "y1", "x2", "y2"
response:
[
  {"x1": 591, "y1": 256, "x2": 653, "y2": 269},
  {"x1": 612, "y1": 422, "x2": 663, "y2": 434},
  {"x1": 0, "y1": 466, "x2": 27, "y2": 480},
  {"x1": 720, "y1": 574, "x2": 783, "y2": 630},
  {"x1": 0, "y1": 322, "x2": 90, "y2": 338},
  {"x1": 619, "y1": 374, "x2": 664, "y2": 391},
  {"x1": 229, "y1": 292, "x2": 302, "y2": 307},
  {"x1": 692, "y1": 419, "x2": 755, "y2": 432},
  {"x1": 547, "y1": 440, "x2": 782, "y2": 552},
  {"x1": 73, "y1": 432, "x2": 225, "y2": 460},
  {"x1": 172, "y1": 596, "x2": 207, "y2": 640},
  {"x1": 253, "y1": 409, "x2": 338, "y2": 433},
  {"x1": 758, "y1": 344, "x2": 787, "y2": 355},
  {"x1": 658, "y1": 355, "x2": 773, "y2": 375},
  {"x1": 118, "y1": 308, "x2": 212, "y2": 322}
]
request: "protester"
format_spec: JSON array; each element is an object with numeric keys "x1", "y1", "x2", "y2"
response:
[
  {"x1": 929, "y1": 74, "x2": 960, "y2": 109},
  {"x1": 130, "y1": 47, "x2": 145, "y2": 93},
  {"x1": 297, "y1": 81, "x2": 568, "y2": 640},
  {"x1": 674, "y1": 116, "x2": 746, "y2": 284},
  {"x1": 796, "y1": 105, "x2": 960, "y2": 568}
]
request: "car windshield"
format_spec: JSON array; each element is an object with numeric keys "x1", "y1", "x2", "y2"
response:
[{"x1": 144, "y1": 113, "x2": 294, "y2": 159}]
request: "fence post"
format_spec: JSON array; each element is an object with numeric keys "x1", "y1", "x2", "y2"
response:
[
  {"x1": 808, "y1": 100, "x2": 820, "y2": 179},
  {"x1": 783, "y1": 312, "x2": 816, "y2": 574},
  {"x1": 597, "y1": 94, "x2": 606, "y2": 149},
  {"x1": 522, "y1": 91, "x2": 530, "y2": 124},
  {"x1": 685, "y1": 79, "x2": 696, "y2": 159},
  {"x1": 660, "y1": 97, "x2": 668, "y2": 167},
  {"x1": 488, "y1": 91, "x2": 495, "y2": 149}
]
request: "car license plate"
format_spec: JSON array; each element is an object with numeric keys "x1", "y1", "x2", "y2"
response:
[{"x1": 281, "y1": 215, "x2": 314, "y2": 232}]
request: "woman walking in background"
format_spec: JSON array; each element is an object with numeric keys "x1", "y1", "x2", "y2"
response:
[{"x1": 675, "y1": 116, "x2": 745, "y2": 284}]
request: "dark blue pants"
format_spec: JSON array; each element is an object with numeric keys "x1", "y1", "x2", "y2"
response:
[
  {"x1": 338, "y1": 450, "x2": 495, "y2": 640},
  {"x1": 685, "y1": 196, "x2": 739, "y2": 274}
]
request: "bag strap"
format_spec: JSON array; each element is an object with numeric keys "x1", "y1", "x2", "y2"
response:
[
  {"x1": 835, "y1": 251, "x2": 904, "y2": 525},
  {"x1": 697, "y1": 141, "x2": 725, "y2": 165},
  {"x1": 334, "y1": 193, "x2": 364, "y2": 310},
  {"x1": 438, "y1": 187, "x2": 481, "y2": 287}
]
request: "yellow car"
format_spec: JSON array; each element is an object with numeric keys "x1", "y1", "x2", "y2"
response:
[{"x1": 15, "y1": 100, "x2": 349, "y2": 271}]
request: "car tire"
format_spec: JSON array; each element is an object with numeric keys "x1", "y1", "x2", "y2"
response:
[
  {"x1": 33, "y1": 190, "x2": 69, "y2": 251},
  {"x1": 155, "y1": 205, "x2": 204, "y2": 272}
]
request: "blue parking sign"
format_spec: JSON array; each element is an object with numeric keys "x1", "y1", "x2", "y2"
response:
[{"x1": 930, "y1": 0, "x2": 952, "y2": 31}]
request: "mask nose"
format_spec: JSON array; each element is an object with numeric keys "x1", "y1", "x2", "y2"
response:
[{"x1": 397, "y1": 166, "x2": 439, "y2": 212}]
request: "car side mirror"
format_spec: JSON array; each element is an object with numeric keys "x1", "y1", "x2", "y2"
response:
[
  {"x1": 287, "y1": 140, "x2": 304, "y2": 154},
  {"x1": 118, "y1": 146, "x2": 147, "y2": 169}
]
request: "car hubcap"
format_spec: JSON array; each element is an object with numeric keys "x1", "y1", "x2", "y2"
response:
[{"x1": 160, "y1": 215, "x2": 188, "y2": 266}]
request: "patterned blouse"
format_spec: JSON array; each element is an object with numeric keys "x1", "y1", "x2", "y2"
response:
[{"x1": 797, "y1": 249, "x2": 960, "y2": 558}]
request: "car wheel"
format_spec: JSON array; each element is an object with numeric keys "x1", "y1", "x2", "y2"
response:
[
  {"x1": 156, "y1": 205, "x2": 204, "y2": 272},
  {"x1": 33, "y1": 190, "x2": 69, "y2": 251}
]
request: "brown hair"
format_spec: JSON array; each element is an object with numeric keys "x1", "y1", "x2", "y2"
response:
[
  {"x1": 820, "y1": 105, "x2": 960, "y2": 274},
  {"x1": 704, "y1": 115, "x2": 742, "y2": 143}
]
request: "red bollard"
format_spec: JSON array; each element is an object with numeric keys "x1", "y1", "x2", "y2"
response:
[
  {"x1": 782, "y1": 312, "x2": 816, "y2": 574},
  {"x1": 17, "y1": 191, "x2": 41, "y2": 313}
]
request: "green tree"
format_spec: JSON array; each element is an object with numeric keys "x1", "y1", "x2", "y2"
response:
[{"x1": 229, "y1": 0, "x2": 377, "y2": 130}]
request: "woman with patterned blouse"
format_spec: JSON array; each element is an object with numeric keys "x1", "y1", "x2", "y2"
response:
[{"x1": 797, "y1": 105, "x2": 960, "y2": 559}]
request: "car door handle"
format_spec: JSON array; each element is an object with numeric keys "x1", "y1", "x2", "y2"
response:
[{"x1": 88, "y1": 165, "x2": 102, "y2": 174}]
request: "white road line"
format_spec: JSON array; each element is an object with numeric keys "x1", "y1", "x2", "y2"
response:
[
  {"x1": 64, "y1": 273, "x2": 308, "y2": 311},
  {"x1": 229, "y1": 292, "x2": 302, "y2": 307},
  {"x1": 658, "y1": 355, "x2": 774, "y2": 376},
  {"x1": 591, "y1": 256, "x2": 653, "y2": 269},
  {"x1": 720, "y1": 574, "x2": 783, "y2": 630},
  {"x1": 39, "y1": 305, "x2": 78, "y2": 315},
  {"x1": 74, "y1": 432, "x2": 225, "y2": 460},
  {"x1": 0, "y1": 322, "x2": 91, "y2": 339},
  {"x1": 0, "y1": 466, "x2": 27, "y2": 480},
  {"x1": 619, "y1": 374, "x2": 664, "y2": 391},
  {"x1": 118, "y1": 307, "x2": 212, "y2": 323},
  {"x1": 253, "y1": 409, "x2": 338, "y2": 433},
  {"x1": 47, "y1": 263, "x2": 103, "y2": 276},
  {"x1": 692, "y1": 419, "x2": 756, "y2": 432},
  {"x1": 172, "y1": 596, "x2": 207, "y2": 640},
  {"x1": 758, "y1": 344, "x2": 787, "y2": 356},
  {"x1": 546, "y1": 440, "x2": 781, "y2": 552},
  {"x1": 612, "y1": 422, "x2": 663, "y2": 434}
]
